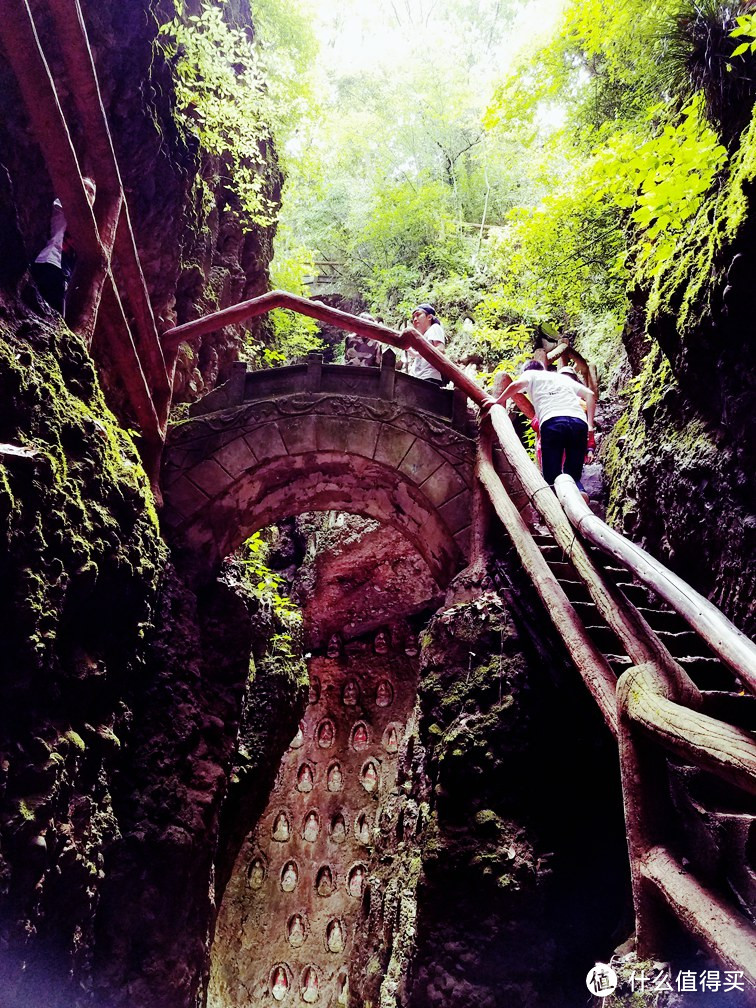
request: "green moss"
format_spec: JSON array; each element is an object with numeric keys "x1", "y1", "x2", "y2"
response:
[{"x1": 0, "y1": 306, "x2": 166, "y2": 684}]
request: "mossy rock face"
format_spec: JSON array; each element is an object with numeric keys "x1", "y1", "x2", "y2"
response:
[
  {"x1": 0, "y1": 303, "x2": 164, "y2": 705},
  {"x1": 606, "y1": 107, "x2": 756, "y2": 637},
  {"x1": 604, "y1": 340, "x2": 756, "y2": 635}
]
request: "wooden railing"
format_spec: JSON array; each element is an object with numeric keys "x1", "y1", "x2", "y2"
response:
[
  {"x1": 168, "y1": 289, "x2": 756, "y2": 988},
  {"x1": 0, "y1": 0, "x2": 171, "y2": 478}
]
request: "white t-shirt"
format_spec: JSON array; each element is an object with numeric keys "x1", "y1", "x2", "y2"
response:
[
  {"x1": 34, "y1": 199, "x2": 67, "y2": 269},
  {"x1": 410, "y1": 322, "x2": 445, "y2": 381},
  {"x1": 522, "y1": 370, "x2": 587, "y2": 427}
]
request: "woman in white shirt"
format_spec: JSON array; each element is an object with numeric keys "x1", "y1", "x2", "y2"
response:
[{"x1": 497, "y1": 360, "x2": 596, "y2": 489}]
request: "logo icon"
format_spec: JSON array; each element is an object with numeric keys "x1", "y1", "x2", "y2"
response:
[{"x1": 586, "y1": 963, "x2": 618, "y2": 997}]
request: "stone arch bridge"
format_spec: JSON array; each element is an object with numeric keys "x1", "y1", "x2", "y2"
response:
[{"x1": 161, "y1": 354, "x2": 488, "y2": 585}]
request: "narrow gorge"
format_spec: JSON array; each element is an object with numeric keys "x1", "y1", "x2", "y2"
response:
[{"x1": 0, "y1": 2, "x2": 755, "y2": 1007}]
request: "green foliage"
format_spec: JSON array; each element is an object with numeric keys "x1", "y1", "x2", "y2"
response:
[
  {"x1": 160, "y1": 3, "x2": 275, "y2": 223},
  {"x1": 159, "y1": 0, "x2": 317, "y2": 225},
  {"x1": 238, "y1": 531, "x2": 297, "y2": 618},
  {"x1": 731, "y1": 12, "x2": 756, "y2": 55}
]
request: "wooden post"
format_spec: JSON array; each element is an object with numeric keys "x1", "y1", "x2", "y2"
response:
[{"x1": 616, "y1": 665, "x2": 677, "y2": 959}]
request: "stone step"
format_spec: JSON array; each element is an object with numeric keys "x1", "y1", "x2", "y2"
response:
[
  {"x1": 701, "y1": 691, "x2": 756, "y2": 733},
  {"x1": 676, "y1": 656, "x2": 738, "y2": 692},
  {"x1": 614, "y1": 581, "x2": 656, "y2": 607},
  {"x1": 655, "y1": 629, "x2": 715, "y2": 660},
  {"x1": 635, "y1": 607, "x2": 683, "y2": 633}
]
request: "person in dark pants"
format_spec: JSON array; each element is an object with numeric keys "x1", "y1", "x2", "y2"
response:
[
  {"x1": 496, "y1": 360, "x2": 596, "y2": 491},
  {"x1": 30, "y1": 176, "x2": 96, "y2": 315}
]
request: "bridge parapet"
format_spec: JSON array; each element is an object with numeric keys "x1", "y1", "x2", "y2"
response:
[{"x1": 188, "y1": 352, "x2": 472, "y2": 435}]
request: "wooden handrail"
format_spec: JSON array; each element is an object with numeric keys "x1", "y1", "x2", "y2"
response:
[
  {"x1": 161, "y1": 289, "x2": 491, "y2": 409},
  {"x1": 619, "y1": 666, "x2": 756, "y2": 795},
  {"x1": 555, "y1": 475, "x2": 756, "y2": 696},
  {"x1": 478, "y1": 433, "x2": 619, "y2": 734},
  {"x1": 641, "y1": 845, "x2": 756, "y2": 984},
  {"x1": 486, "y1": 403, "x2": 702, "y2": 707}
]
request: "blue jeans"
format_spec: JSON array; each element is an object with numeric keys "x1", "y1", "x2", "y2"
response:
[{"x1": 540, "y1": 416, "x2": 588, "y2": 489}]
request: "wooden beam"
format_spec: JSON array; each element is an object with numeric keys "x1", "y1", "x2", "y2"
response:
[
  {"x1": 556, "y1": 475, "x2": 756, "y2": 695},
  {"x1": 478, "y1": 435, "x2": 618, "y2": 734},
  {"x1": 641, "y1": 845, "x2": 756, "y2": 984},
  {"x1": 487, "y1": 404, "x2": 702, "y2": 708},
  {"x1": 0, "y1": 0, "x2": 108, "y2": 339},
  {"x1": 620, "y1": 665, "x2": 756, "y2": 795},
  {"x1": 43, "y1": 0, "x2": 171, "y2": 425}
]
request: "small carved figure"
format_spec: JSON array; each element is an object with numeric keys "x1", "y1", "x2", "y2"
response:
[
  {"x1": 272, "y1": 812, "x2": 290, "y2": 842},
  {"x1": 348, "y1": 865, "x2": 366, "y2": 898},
  {"x1": 374, "y1": 630, "x2": 389, "y2": 654},
  {"x1": 271, "y1": 966, "x2": 289, "y2": 1001},
  {"x1": 288, "y1": 914, "x2": 306, "y2": 948},
  {"x1": 351, "y1": 722, "x2": 368, "y2": 751},
  {"x1": 317, "y1": 719, "x2": 335, "y2": 748},
  {"x1": 336, "y1": 973, "x2": 349, "y2": 1006},
  {"x1": 327, "y1": 763, "x2": 343, "y2": 793},
  {"x1": 342, "y1": 679, "x2": 359, "y2": 706},
  {"x1": 356, "y1": 814, "x2": 371, "y2": 845},
  {"x1": 327, "y1": 633, "x2": 341, "y2": 659},
  {"x1": 316, "y1": 865, "x2": 334, "y2": 897},
  {"x1": 301, "y1": 966, "x2": 320, "y2": 1003},
  {"x1": 404, "y1": 637, "x2": 419, "y2": 657},
  {"x1": 248, "y1": 857, "x2": 265, "y2": 889},
  {"x1": 290, "y1": 722, "x2": 305, "y2": 749},
  {"x1": 361, "y1": 760, "x2": 379, "y2": 793},
  {"x1": 326, "y1": 919, "x2": 345, "y2": 953},
  {"x1": 375, "y1": 680, "x2": 393, "y2": 708},
  {"x1": 330, "y1": 813, "x2": 346, "y2": 843},
  {"x1": 308, "y1": 675, "x2": 321, "y2": 704},
  {"x1": 383, "y1": 725, "x2": 399, "y2": 754},
  {"x1": 303, "y1": 811, "x2": 320, "y2": 843},
  {"x1": 281, "y1": 861, "x2": 298, "y2": 892},
  {"x1": 297, "y1": 764, "x2": 314, "y2": 793}
]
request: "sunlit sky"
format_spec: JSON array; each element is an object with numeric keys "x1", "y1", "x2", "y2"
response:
[{"x1": 311, "y1": 0, "x2": 567, "y2": 82}]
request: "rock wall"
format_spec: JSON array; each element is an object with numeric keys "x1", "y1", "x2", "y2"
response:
[
  {"x1": 350, "y1": 558, "x2": 631, "y2": 1008},
  {"x1": 0, "y1": 0, "x2": 288, "y2": 1004},
  {"x1": 603, "y1": 112, "x2": 756, "y2": 636}
]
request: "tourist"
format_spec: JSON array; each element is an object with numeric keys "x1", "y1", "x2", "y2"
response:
[
  {"x1": 31, "y1": 176, "x2": 96, "y2": 315},
  {"x1": 404, "y1": 303, "x2": 446, "y2": 385},
  {"x1": 344, "y1": 312, "x2": 382, "y2": 366},
  {"x1": 496, "y1": 360, "x2": 595, "y2": 491}
]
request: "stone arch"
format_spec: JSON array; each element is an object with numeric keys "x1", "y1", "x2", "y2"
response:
[{"x1": 161, "y1": 387, "x2": 476, "y2": 585}]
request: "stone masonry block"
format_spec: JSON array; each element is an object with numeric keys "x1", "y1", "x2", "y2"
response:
[
  {"x1": 245, "y1": 423, "x2": 287, "y2": 464},
  {"x1": 316, "y1": 415, "x2": 381, "y2": 459},
  {"x1": 399, "y1": 439, "x2": 445, "y2": 486},
  {"x1": 278, "y1": 413, "x2": 319, "y2": 456},
  {"x1": 165, "y1": 474, "x2": 210, "y2": 522},
  {"x1": 213, "y1": 436, "x2": 257, "y2": 478},
  {"x1": 186, "y1": 458, "x2": 236, "y2": 498},
  {"x1": 454, "y1": 524, "x2": 472, "y2": 557},
  {"x1": 419, "y1": 461, "x2": 470, "y2": 507},
  {"x1": 438, "y1": 490, "x2": 472, "y2": 534},
  {"x1": 373, "y1": 426, "x2": 416, "y2": 469}
]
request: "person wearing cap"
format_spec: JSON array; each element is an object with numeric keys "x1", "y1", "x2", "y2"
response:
[
  {"x1": 404, "y1": 303, "x2": 446, "y2": 385},
  {"x1": 496, "y1": 360, "x2": 596, "y2": 491}
]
